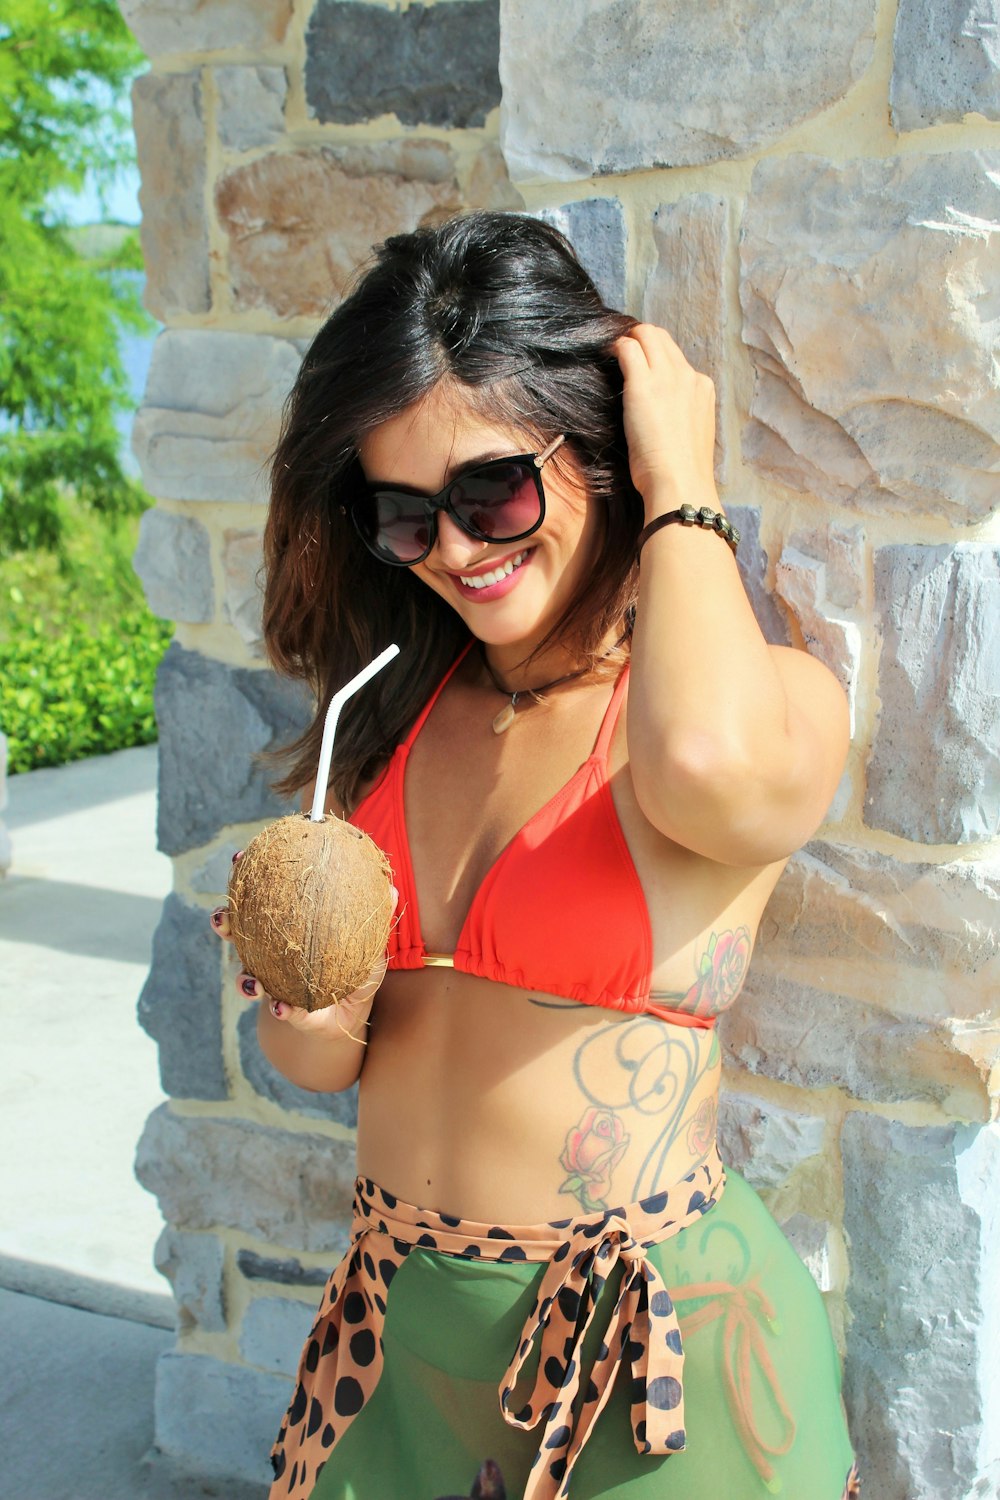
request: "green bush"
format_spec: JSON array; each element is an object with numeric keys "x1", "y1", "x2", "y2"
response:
[
  {"x1": 1, "y1": 607, "x2": 172, "y2": 772},
  {"x1": 0, "y1": 505, "x2": 173, "y2": 773}
]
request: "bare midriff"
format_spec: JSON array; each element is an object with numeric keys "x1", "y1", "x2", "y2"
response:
[{"x1": 355, "y1": 967, "x2": 721, "y2": 1225}]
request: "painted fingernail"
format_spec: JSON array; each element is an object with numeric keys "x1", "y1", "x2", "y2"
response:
[
  {"x1": 241, "y1": 978, "x2": 257, "y2": 997},
  {"x1": 211, "y1": 908, "x2": 226, "y2": 927},
  {"x1": 231, "y1": 850, "x2": 243, "y2": 865},
  {"x1": 270, "y1": 1000, "x2": 285, "y2": 1019}
]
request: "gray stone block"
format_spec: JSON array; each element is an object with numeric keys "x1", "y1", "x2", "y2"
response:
[
  {"x1": 138, "y1": 893, "x2": 226, "y2": 1100},
  {"x1": 866, "y1": 544, "x2": 1000, "y2": 844},
  {"x1": 721, "y1": 972, "x2": 991, "y2": 1117},
  {"x1": 153, "y1": 645, "x2": 312, "y2": 857},
  {"x1": 216, "y1": 66, "x2": 288, "y2": 152},
  {"x1": 154, "y1": 1227, "x2": 227, "y2": 1332},
  {"x1": 501, "y1": 0, "x2": 876, "y2": 178},
  {"x1": 154, "y1": 1349, "x2": 288, "y2": 1486},
  {"x1": 132, "y1": 74, "x2": 210, "y2": 319},
  {"x1": 121, "y1": 0, "x2": 292, "y2": 55},
  {"x1": 717, "y1": 1092, "x2": 827, "y2": 1189},
  {"x1": 305, "y1": 0, "x2": 500, "y2": 127},
  {"x1": 740, "y1": 152, "x2": 1000, "y2": 524},
  {"x1": 133, "y1": 508, "x2": 214, "y2": 624},
  {"x1": 891, "y1": 0, "x2": 1000, "y2": 129},
  {"x1": 136, "y1": 1105, "x2": 357, "y2": 1255},
  {"x1": 841, "y1": 1114, "x2": 1000, "y2": 1498},
  {"x1": 757, "y1": 842, "x2": 1000, "y2": 1002},
  {"x1": 237, "y1": 1006, "x2": 358, "y2": 1127},
  {"x1": 132, "y1": 330, "x2": 302, "y2": 505},
  {"x1": 237, "y1": 1250, "x2": 330, "y2": 1289},
  {"x1": 725, "y1": 505, "x2": 790, "y2": 648},
  {"x1": 536, "y1": 199, "x2": 627, "y2": 311},
  {"x1": 239, "y1": 1295, "x2": 317, "y2": 1378}
]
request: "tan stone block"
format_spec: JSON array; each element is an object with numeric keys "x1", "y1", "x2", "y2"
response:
[
  {"x1": 466, "y1": 142, "x2": 524, "y2": 212},
  {"x1": 215, "y1": 146, "x2": 462, "y2": 319},
  {"x1": 775, "y1": 544, "x2": 861, "y2": 733},
  {"x1": 222, "y1": 529, "x2": 265, "y2": 656},
  {"x1": 740, "y1": 152, "x2": 1000, "y2": 524},
  {"x1": 132, "y1": 73, "x2": 209, "y2": 319}
]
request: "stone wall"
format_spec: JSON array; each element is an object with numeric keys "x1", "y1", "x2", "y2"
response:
[{"x1": 123, "y1": 1, "x2": 1000, "y2": 1495}]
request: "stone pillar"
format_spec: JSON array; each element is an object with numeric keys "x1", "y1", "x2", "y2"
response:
[
  {"x1": 499, "y1": 4, "x2": 999, "y2": 1499},
  {"x1": 120, "y1": 0, "x2": 517, "y2": 1483},
  {"x1": 124, "y1": 0, "x2": 1000, "y2": 1492}
]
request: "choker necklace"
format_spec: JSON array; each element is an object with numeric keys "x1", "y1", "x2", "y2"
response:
[{"x1": 479, "y1": 633, "x2": 629, "y2": 735}]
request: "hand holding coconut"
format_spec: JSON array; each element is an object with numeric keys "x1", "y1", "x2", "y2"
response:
[
  {"x1": 210, "y1": 647, "x2": 400, "y2": 1057},
  {"x1": 212, "y1": 877, "x2": 398, "y2": 1036}
]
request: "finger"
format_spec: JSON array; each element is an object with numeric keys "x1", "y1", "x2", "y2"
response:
[
  {"x1": 210, "y1": 906, "x2": 231, "y2": 939},
  {"x1": 611, "y1": 333, "x2": 650, "y2": 378},
  {"x1": 237, "y1": 970, "x2": 270, "y2": 1004},
  {"x1": 628, "y1": 322, "x2": 690, "y2": 370},
  {"x1": 231, "y1": 849, "x2": 244, "y2": 865}
]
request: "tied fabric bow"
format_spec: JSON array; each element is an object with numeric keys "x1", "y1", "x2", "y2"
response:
[{"x1": 500, "y1": 1215, "x2": 687, "y2": 1500}]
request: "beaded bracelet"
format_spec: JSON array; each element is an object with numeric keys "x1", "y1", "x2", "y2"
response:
[{"x1": 636, "y1": 504, "x2": 740, "y2": 565}]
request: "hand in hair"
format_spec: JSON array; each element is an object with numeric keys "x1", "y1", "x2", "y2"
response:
[{"x1": 612, "y1": 322, "x2": 719, "y2": 513}]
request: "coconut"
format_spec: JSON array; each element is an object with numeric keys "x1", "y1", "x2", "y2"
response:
[{"x1": 227, "y1": 814, "x2": 394, "y2": 1011}]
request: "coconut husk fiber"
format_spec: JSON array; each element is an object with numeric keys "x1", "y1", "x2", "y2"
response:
[{"x1": 228, "y1": 814, "x2": 394, "y2": 1011}]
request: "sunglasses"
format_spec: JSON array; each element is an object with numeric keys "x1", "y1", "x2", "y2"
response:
[{"x1": 351, "y1": 434, "x2": 566, "y2": 566}]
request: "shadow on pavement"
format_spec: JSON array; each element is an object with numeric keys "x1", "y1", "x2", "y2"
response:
[
  {"x1": 0, "y1": 1289, "x2": 269, "y2": 1500},
  {"x1": 0, "y1": 874, "x2": 165, "y2": 963}
]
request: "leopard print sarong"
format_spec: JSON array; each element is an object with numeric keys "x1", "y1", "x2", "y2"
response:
[{"x1": 270, "y1": 1151, "x2": 725, "y2": 1500}]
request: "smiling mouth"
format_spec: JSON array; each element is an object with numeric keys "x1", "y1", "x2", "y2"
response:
[{"x1": 457, "y1": 550, "x2": 531, "y2": 590}]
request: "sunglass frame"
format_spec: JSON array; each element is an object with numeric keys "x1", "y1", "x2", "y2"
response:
[{"x1": 352, "y1": 434, "x2": 566, "y2": 567}]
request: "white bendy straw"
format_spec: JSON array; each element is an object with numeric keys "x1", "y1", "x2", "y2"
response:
[{"x1": 310, "y1": 644, "x2": 400, "y2": 822}]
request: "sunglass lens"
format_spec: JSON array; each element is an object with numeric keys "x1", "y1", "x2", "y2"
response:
[
  {"x1": 451, "y1": 461, "x2": 541, "y2": 540},
  {"x1": 369, "y1": 494, "x2": 431, "y2": 562}
]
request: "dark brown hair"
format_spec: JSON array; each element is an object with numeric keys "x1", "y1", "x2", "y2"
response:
[{"x1": 263, "y1": 210, "x2": 643, "y2": 810}]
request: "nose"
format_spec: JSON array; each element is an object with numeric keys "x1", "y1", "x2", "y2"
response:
[{"x1": 431, "y1": 510, "x2": 488, "y2": 569}]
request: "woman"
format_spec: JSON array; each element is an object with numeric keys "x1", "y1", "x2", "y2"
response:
[{"x1": 213, "y1": 212, "x2": 859, "y2": 1500}]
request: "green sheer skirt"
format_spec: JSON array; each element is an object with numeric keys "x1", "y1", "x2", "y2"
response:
[{"x1": 305, "y1": 1168, "x2": 857, "y2": 1500}]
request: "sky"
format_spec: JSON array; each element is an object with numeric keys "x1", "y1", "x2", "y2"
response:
[{"x1": 48, "y1": 163, "x2": 142, "y2": 227}]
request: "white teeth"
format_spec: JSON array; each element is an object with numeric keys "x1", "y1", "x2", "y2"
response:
[{"x1": 460, "y1": 551, "x2": 528, "y2": 590}]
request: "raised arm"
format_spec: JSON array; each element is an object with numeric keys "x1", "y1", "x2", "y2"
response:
[{"x1": 616, "y1": 324, "x2": 850, "y2": 868}]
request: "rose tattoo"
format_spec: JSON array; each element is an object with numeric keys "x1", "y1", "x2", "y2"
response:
[
  {"x1": 559, "y1": 1105, "x2": 630, "y2": 1213},
  {"x1": 682, "y1": 928, "x2": 750, "y2": 1019}
]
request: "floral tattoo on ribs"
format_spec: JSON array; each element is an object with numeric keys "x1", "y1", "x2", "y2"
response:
[{"x1": 537, "y1": 927, "x2": 749, "y2": 1212}]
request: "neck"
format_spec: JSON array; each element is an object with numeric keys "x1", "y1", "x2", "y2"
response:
[{"x1": 480, "y1": 624, "x2": 629, "y2": 697}]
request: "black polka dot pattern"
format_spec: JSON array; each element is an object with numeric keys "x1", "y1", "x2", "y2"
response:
[{"x1": 267, "y1": 1153, "x2": 726, "y2": 1500}]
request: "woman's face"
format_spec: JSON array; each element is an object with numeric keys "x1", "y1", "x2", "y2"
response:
[{"x1": 356, "y1": 383, "x2": 603, "y2": 658}]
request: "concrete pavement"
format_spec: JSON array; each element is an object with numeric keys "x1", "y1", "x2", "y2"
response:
[{"x1": 0, "y1": 745, "x2": 267, "y2": 1500}]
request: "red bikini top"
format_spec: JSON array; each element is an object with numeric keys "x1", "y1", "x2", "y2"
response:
[{"x1": 349, "y1": 643, "x2": 715, "y2": 1029}]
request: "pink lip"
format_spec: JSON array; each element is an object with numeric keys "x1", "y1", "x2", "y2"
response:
[{"x1": 448, "y1": 549, "x2": 534, "y2": 602}]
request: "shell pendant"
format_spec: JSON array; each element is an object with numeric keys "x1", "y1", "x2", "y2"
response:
[{"x1": 492, "y1": 699, "x2": 517, "y2": 735}]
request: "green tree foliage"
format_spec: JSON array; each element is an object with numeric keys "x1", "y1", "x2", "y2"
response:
[{"x1": 0, "y1": 1, "x2": 150, "y2": 554}]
